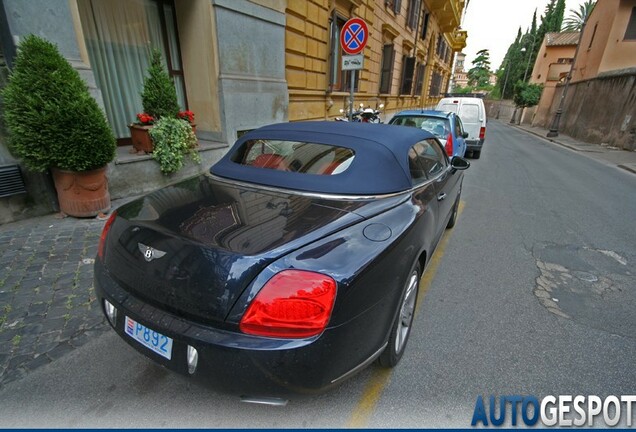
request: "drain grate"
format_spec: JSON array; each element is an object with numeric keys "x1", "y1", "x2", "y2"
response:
[{"x1": 0, "y1": 164, "x2": 27, "y2": 198}]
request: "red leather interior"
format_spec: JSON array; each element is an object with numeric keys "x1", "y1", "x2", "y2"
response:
[{"x1": 251, "y1": 154, "x2": 288, "y2": 170}]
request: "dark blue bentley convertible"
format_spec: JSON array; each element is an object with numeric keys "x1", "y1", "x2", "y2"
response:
[{"x1": 95, "y1": 121, "x2": 469, "y2": 398}]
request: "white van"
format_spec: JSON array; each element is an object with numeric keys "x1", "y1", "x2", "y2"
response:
[{"x1": 436, "y1": 97, "x2": 486, "y2": 159}]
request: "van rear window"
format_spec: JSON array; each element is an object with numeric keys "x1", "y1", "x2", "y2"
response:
[
  {"x1": 460, "y1": 104, "x2": 480, "y2": 122},
  {"x1": 438, "y1": 103, "x2": 458, "y2": 113}
]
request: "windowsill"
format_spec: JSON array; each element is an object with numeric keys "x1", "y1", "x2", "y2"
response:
[
  {"x1": 115, "y1": 139, "x2": 228, "y2": 165},
  {"x1": 328, "y1": 90, "x2": 360, "y2": 96}
]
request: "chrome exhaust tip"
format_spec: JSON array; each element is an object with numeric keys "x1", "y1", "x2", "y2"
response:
[{"x1": 240, "y1": 396, "x2": 288, "y2": 406}]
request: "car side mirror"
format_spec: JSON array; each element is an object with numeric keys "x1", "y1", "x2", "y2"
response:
[
  {"x1": 451, "y1": 156, "x2": 470, "y2": 170},
  {"x1": 462, "y1": 132, "x2": 469, "y2": 138}
]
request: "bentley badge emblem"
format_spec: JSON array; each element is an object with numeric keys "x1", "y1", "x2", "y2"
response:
[{"x1": 138, "y1": 243, "x2": 166, "y2": 262}]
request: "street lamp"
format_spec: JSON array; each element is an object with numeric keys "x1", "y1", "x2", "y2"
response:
[
  {"x1": 510, "y1": 33, "x2": 538, "y2": 124},
  {"x1": 496, "y1": 61, "x2": 511, "y2": 120},
  {"x1": 522, "y1": 33, "x2": 538, "y2": 82}
]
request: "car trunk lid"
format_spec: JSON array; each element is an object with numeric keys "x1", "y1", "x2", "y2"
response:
[{"x1": 102, "y1": 175, "x2": 401, "y2": 325}]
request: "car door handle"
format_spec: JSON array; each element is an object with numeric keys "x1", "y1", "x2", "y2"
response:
[{"x1": 437, "y1": 193, "x2": 447, "y2": 201}]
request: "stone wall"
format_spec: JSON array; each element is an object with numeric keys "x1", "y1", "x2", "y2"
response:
[
  {"x1": 541, "y1": 70, "x2": 636, "y2": 151},
  {"x1": 484, "y1": 99, "x2": 516, "y2": 122}
]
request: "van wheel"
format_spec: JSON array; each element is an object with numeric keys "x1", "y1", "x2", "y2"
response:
[
  {"x1": 378, "y1": 263, "x2": 421, "y2": 368},
  {"x1": 473, "y1": 150, "x2": 481, "y2": 159}
]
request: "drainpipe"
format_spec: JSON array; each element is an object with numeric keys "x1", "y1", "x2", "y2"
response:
[
  {"x1": 410, "y1": 0, "x2": 423, "y2": 101},
  {"x1": 0, "y1": 0, "x2": 16, "y2": 69}
]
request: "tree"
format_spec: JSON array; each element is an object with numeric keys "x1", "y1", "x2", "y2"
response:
[
  {"x1": 537, "y1": 0, "x2": 566, "y2": 49},
  {"x1": 552, "y1": 0, "x2": 566, "y2": 33},
  {"x1": 513, "y1": 81, "x2": 543, "y2": 108},
  {"x1": 562, "y1": 0, "x2": 596, "y2": 31},
  {"x1": 496, "y1": 29, "x2": 525, "y2": 99},
  {"x1": 498, "y1": 0, "x2": 566, "y2": 98},
  {"x1": 141, "y1": 49, "x2": 180, "y2": 120},
  {"x1": 467, "y1": 49, "x2": 492, "y2": 88}
]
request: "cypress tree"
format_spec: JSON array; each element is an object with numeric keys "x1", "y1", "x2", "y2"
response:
[
  {"x1": 553, "y1": 0, "x2": 566, "y2": 31},
  {"x1": 141, "y1": 49, "x2": 180, "y2": 120}
]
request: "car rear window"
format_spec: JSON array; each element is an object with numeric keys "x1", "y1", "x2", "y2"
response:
[
  {"x1": 391, "y1": 116, "x2": 450, "y2": 139},
  {"x1": 230, "y1": 139, "x2": 355, "y2": 175}
]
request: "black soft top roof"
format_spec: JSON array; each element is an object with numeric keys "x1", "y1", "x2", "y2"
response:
[{"x1": 211, "y1": 121, "x2": 435, "y2": 195}]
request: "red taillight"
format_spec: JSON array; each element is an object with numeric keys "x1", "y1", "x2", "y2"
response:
[
  {"x1": 479, "y1": 127, "x2": 486, "y2": 140},
  {"x1": 97, "y1": 210, "x2": 117, "y2": 260},
  {"x1": 445, "y1": 133, "x2": 453, "y2": 157},
  {"x1": 239, "y1": 270, "x2": 337, "y2": 338}
]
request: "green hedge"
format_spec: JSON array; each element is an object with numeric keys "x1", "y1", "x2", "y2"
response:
[{"x1": 2, "y1": 35, "x2": 115, "y2": 172}]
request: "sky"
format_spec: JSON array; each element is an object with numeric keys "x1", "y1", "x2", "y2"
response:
[{"x1": 461, "y1": 0, "x2": 588, "y2": 71}]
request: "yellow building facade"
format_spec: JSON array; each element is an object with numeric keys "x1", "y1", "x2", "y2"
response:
[{"x1": 285, "y1": 0, "x2": 467, "y2": 121}]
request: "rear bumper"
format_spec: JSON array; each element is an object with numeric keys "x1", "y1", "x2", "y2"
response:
[
  {"x1": 94, "y1": 259, "x2": 383, "y2": 396},
  {"x1": 466, "y1": 139, "x2": 484, "y2": 151}
]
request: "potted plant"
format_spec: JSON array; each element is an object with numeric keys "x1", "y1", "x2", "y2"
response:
[
  {"x1": 129, "y1": 49, "x2": 180, "y2": 153},
  {"x1": 149, "y1": 117, "x2": 200, "y2": 174},
  {"x1": 128, "y1": 112, "x2": 155, "y2": 153},
  {"x1": 2, "y1": 35, "x2": 116, "y2": 217}
]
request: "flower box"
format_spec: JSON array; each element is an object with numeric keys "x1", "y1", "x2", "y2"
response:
[
  {"x1": 129, "y1": 123, "x2": 154, "y2": 153},
  {"x1": 129, "y1": 123, "x2": 197, "y2": 154}
]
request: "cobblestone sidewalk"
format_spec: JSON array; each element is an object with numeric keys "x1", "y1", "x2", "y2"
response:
[{"x1": 0, "y1": 214, "x2": 109, "y2": 387}]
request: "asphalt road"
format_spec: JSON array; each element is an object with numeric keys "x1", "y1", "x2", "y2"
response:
[{"x1": 0, "y1": 121, "x2": 634, "y2": 428}]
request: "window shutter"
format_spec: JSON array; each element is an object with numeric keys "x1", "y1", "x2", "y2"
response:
[
  {"x1": 415, "y1": 63, "x2": 425, "y2": 95},
  {"x1": 379, "y1": 44, "x2": 395, "y2": 94},
  {"x1": 400, "y1": 56, "x2": 416, "y2": 95},
  {"x1": 393, "y1": 0, "x2": 402, "y2": 14}
]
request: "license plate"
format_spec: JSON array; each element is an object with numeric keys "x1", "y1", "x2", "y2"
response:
[{"x1": 125, "y1": 316, "x2": 173, "y2": 360}]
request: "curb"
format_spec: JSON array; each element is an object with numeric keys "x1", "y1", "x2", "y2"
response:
[
  {"x1": 509, "y1": 123, "x2": 583, "y2": 152},
  {"x1": 618, "y1": 164, "x2": 636, "y2": 175}
]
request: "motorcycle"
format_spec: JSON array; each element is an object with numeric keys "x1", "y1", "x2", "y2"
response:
[
  {"x1": 335, "y1": 103, "x2": 384, "y2": 123},
  {"x1": 335, "y1": 108, "x2": 361, "y2": 122},
  {"x1": 359, "y1": 104, "x2": 384, "y2": 123}
]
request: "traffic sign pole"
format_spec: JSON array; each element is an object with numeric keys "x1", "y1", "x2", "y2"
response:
[{"x1": 349, "y1": 70, "x2": 355, "y2": 121}]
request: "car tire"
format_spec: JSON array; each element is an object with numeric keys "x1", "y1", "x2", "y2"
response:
[
  {"x1": 378, "y1": 263, "x2": 421, "y2": 368},
  {"x1": 446, "y1": 195, "x2": 460, "y2": 229},
  {"x1": 473, "y1": 150, "x2": 481, "y2": 159}
]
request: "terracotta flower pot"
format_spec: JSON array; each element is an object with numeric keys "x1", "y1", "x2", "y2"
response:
[{"x1": 51, "y1": 166, "x2": 111, "y2": 217}]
